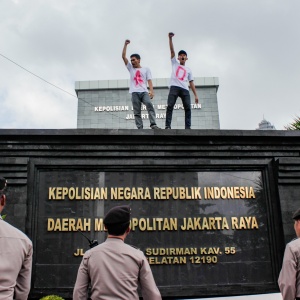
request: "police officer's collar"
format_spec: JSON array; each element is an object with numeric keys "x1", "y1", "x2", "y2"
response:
[{"x1": 107, "y1": 236, "x2": 125, "y2": 241}]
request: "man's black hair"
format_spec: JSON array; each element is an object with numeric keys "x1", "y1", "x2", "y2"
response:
[
  {"x1": 105, "y1": 222, "x2": 130, "y2": 236},
  {"x1": 130, "y1": 54, "x2": 141, "y2": 60},
  {"x1": 292, "y1": 208, "x2": 300, "y2": 221},
  {"x1": 178, "y1": 50, "x2": 187, "y2": 56}
]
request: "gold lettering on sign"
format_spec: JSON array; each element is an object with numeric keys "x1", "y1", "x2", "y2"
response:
[
  {"x1": 153, "y1": 187, "x2": 201, "y2": 200},
  {"x1": 231, "y1": 216, "x2": 259, "y2": 229},
  {"x1": 203, "y1": 186, "x2": 255, "y2": 199},
  {"x1": 94, "y1": 218, "x2": 105, "y2": 231},
  {"x1": 110, "y1": 187, "x2": 151, "y2": 200},
  {"x1": 145, "y1": 248, "x2": 198, "y2": 256},
  {"x1": 48, "y1": 185, "x2": 257, "y2": 201},
  {"x1": 74, "y1": 249, "x2": 85, "y2": 256},
  {"x1": 130, "y1": 218, "x2": 178, "y2": 231},
  {"x1": 180, "y1": 217, "x2": 229, "y2": 230},
  {"x1": 47, "y1": 218, "x2": 91, "y2": 231},
  {"x1": 199, "y1": 247, "x2": 221, "y2": 255},
  {"x1": 48, "y1": 187, "x2": 108, "y2": 200},
  {"x1": 148, "y1": 256, "x2": 187, "y2": 265}
]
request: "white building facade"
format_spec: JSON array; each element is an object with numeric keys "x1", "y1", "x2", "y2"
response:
[{"x1": 76, "y1": 77, "x2": 220, "y2": 130}]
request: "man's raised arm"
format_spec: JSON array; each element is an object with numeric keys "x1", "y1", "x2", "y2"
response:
[
  {"x1": 122, "y1": 39, "x2": 130, "y2": 65},
  {"x1": 168, "y1": 32, "x2": 175, "y2": 59}
]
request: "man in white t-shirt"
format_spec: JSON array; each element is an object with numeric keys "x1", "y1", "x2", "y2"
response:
[
  {"x1": 165, "y1": 32, "x2": 199, "y2": 129},
  {"x1": 122, "y1": 40, "x2": 159, "y2": 129}
]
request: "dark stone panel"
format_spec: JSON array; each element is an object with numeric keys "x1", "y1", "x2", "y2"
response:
[
  {"x1": 277, "y1": 158, "x2": 300, "y2": 244},
  {"x1": 25, "y1": 158, "x2": 282, "y2": 298},
  {"x1": 0, "y1": 129, "x2": 300, "y2": 299},
  {"x1": 14, "y1": 203, "x2": 27, "y2": 217}
]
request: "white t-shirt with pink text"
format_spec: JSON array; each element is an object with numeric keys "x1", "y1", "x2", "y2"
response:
[
  {"x1": 126, "y1": 62, "x2": 152, "y2": 93},
  {"x1": 169, "y1": 57, "x2": 193, "y2": 90}
]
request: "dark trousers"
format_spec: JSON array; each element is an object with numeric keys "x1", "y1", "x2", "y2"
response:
[
  {"x1": 131, "y1": 92, "x2": 157, "y2": 129},
  {"x1": 165, "y1": 86, "x2": 191, "y2": 129}
]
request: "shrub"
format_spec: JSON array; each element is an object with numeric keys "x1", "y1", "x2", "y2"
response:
[{"x1": 40, "y1": 295, "x2": 64, "y2": 300}]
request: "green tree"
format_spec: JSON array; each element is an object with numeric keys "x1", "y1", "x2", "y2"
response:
[{"x1": 285, "y1": 115, "x2": 300, "y2": 130}]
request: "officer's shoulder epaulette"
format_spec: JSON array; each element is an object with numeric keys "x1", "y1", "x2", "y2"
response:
[
  {"x1": 127, "y1": 244, "x2": 140, "y2": 251},
  {"x1": 82, "y1": 249, "x2": 92, "y2": 261}
]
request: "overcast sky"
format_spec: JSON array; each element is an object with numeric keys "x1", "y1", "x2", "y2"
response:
[{"x1": 1, "y1": 0, "x2": 300, "y2": 130}]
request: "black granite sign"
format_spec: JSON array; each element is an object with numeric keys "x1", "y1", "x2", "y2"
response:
[{"x1": 28, "y1": 162, "x2": 281, "y2": 298}]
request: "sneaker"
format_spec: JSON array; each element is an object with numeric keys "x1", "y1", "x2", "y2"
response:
[
  {"x1": 165, "y1": 127, "x2": 171, "y2": 129},
  {"x1": 185, "y1": 127, "x2": 191, "y2": 129},
  {"x1": 151, "y1": 125, "x2": 160, "y2": 129}
]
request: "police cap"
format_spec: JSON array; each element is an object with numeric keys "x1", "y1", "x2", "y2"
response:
[
  {"x1": 292, "y1": 208, "x2": 300, "y2": 220},
  {"x1": 104, "y1": 205, "x2": 131, "y2": 225}
]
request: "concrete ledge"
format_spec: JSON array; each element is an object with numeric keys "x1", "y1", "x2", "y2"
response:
[
  {"x1": 0, "y1": 127, "x2": 299, "y2": 299},
  {"x1": 75, "y1": 77, "x2": 219, "y2": 93},
  {"x1": 0, "y1": 128, "x2": 299, "y2": 138}
]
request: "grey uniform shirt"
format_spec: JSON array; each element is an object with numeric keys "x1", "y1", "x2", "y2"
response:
[
  {"x1": 73, "y1": 238, "x2": 161, "y2": 300},
  {"x1": 0, "y1": 218, "x2": 33, "y2": 300},
  {"x1": 278, "y1": 238, "x2": 300, "y2": 300}
]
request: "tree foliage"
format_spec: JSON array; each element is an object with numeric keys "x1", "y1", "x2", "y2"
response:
[{"x1": 285, "y1": 115, "x2": 300, "y2": 130}]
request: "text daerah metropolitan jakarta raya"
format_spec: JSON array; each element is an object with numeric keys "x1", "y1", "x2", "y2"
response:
[
  {"x1": 48, "y1": 186, "x2": 256, "y2": 200},
  {"x1": 47, "y1": 216, "x2": 259, "y2": 232}
]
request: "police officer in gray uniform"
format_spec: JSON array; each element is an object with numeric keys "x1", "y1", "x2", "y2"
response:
[
  {"x1": 0, "y1": 177, "x2": 33, "y2": 300},
  {"x1": 73, "y1": 205, "x2": 161, "y2": 300},
  {"x1": 278, "y1": 208, "x2": 300, "y2": 300}
]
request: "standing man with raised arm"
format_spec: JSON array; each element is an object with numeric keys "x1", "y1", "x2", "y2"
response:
[
  {"x1": 165, "y1": 32, "x2": 199, "y2": 129},
  {"x1": 122, "y1": 40, "x2": 159, "y2": 129},
  {"x1": 0, "y1": 177, "x2": 33, "y2": 300}
]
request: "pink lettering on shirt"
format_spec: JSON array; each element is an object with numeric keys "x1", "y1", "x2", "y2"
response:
[
  {"x1": 134, "y1": 70, "x2": 144, "y2": 86},
  {"x1": 176, "y1": 66, "x2": 186, "y2": 81}
]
